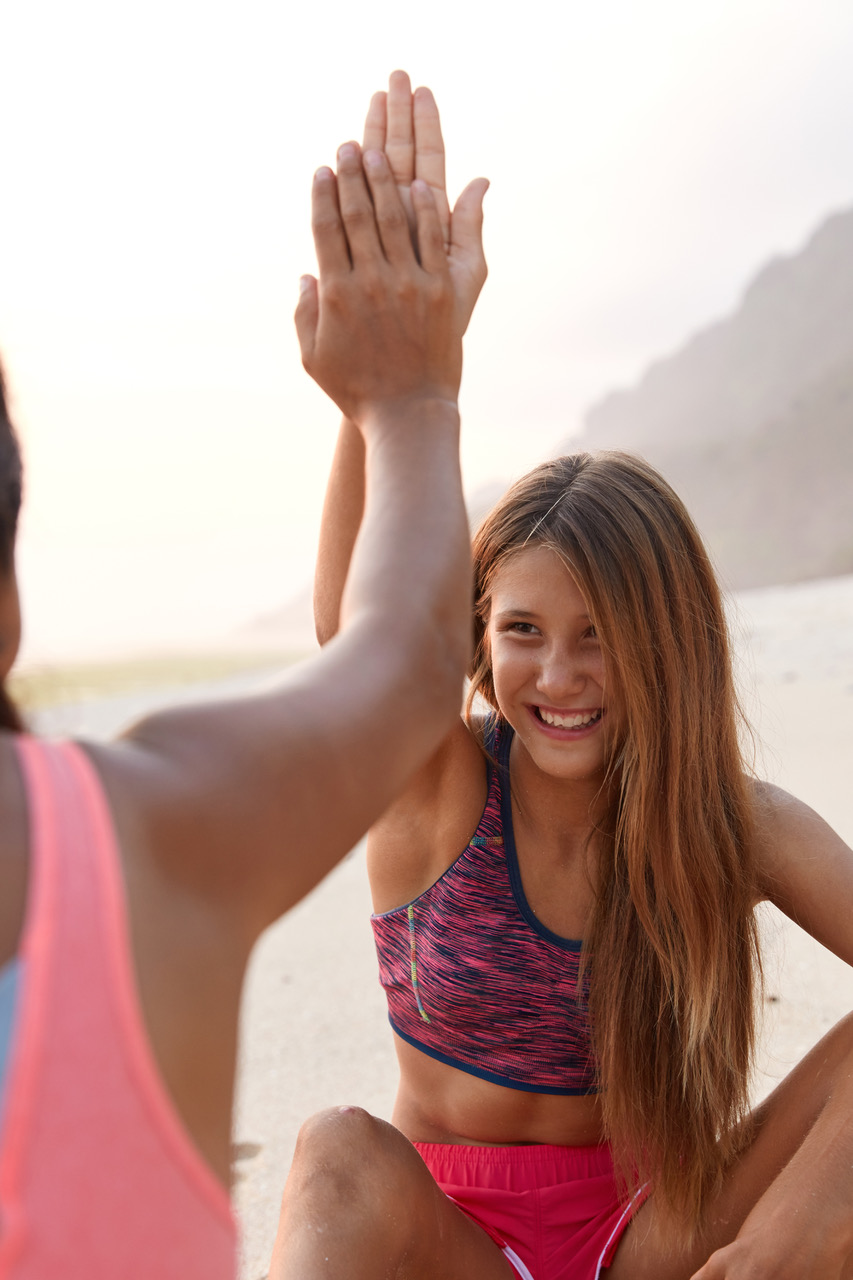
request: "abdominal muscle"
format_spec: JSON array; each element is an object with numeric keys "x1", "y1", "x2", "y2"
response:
[{"x1": 391, "y1": 1036, "x2": 605, "y2": 1148}]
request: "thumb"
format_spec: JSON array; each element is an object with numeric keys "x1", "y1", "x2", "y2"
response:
[
  {"x1": 450, "y1": 177, "x2": 489, "y2": 265},
  {"x1": 294, "y1": 275, "x2": 319, "y2": 366}
]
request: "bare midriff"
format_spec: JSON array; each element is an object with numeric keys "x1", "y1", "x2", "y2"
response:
[{"x1": 391, "y1": 1036, "x2": 605, "y2": 1148}]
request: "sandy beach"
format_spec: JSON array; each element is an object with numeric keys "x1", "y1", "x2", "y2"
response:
[{"x1": 29, "y1": 574, "x2": 853, "y2": 1280}]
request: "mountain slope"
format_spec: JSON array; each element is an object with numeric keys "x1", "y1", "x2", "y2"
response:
[{"x1": 577, "y1": 208, "x2": 853, "y2": 588}]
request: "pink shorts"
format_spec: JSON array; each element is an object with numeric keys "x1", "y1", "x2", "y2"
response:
[{"x1": 414, "y1": 1141, "x2": 648, "y2": 1280}]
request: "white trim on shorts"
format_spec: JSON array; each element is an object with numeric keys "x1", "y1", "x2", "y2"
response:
[
  {"x1": 501, "y1": 1182, "x2": 650, "y2": 1280},
  {"x1": 591, "y1": 1183, "x2": 650, "y2": 1280},
  {"x1": 502, "y1": 1243, "x2": 536, "y2": 1280}
]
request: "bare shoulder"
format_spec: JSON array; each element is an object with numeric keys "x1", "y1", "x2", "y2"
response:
[
  {"x1": 74, "y1": 638, "x2": 468, "y2": 938},
  {"x1": 749, "y1": 776, "x2": 808, "y2": 852},
  {"x1": 748, "y1": 775, "x2": 853, "y2": 963},
  {"x1": 0, "y1": 733, "x2": 29, "y2": 966},
  {"x1": 368, "y1": 714, "x2": 490, "y2": 913},
  {"x1": 749, "y1": 777, "x2": 849, "y2": 880},
  {"x1": 76, "y1": 684, "x2": 335, "y2": 952}
]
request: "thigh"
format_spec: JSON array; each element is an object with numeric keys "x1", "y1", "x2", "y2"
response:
[
  {"x1": 269, "y1": 1107, "x2": 516, "y2": 1280},
  {"x1": 609, "y1": 1014, "x2": 853, "y2": 1279}
]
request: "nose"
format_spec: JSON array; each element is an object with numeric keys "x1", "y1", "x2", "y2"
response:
[{"x1": 535, "y1": 642, "x2": 588, "y2": 704}]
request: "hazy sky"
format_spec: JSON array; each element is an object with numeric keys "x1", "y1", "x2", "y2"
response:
[{"x1": 3, "y1": 0, "x2": 852, "y2": 660}]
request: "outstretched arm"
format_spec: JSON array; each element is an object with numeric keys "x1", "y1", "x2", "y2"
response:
[
  {"x1": 65, "y1": 140, "x2": 476, "y2": 1186},
  {"x1": 92, "y1": 141, "x2": 473, "y2": 930},
  {"x1": 315, "y1": 71, "x2": 488, "y2": 644}
]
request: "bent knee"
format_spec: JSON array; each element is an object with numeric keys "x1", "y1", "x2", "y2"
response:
[
  {"x1": 288, "y1": 1106, "x2": 425, "y2": 1200},
  {"x1": 293, "y1": 1106, "x2": 392, "y2": 1165}
]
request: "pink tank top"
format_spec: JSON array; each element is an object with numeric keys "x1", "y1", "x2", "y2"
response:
[{"x1": 0, "y1": 737, "x2": 236, "y2": 1278}]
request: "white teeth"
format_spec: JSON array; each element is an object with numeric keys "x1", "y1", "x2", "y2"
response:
[{"x1": 540, "y1": 708, "x2": 601, "y2": 728}]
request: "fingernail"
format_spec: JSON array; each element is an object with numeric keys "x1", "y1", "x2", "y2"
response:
[
  {"x1": 299, "y1": 275, "x2": 312, "y2": 293},
  {"x1": 337, "y1": 142, "x2": 357, "y2": 162},
  {"x1": 314, "y1": 166, "x2": 333, "y2": 182},
  {"x1": 364, "y1": 149, "x2": 383, "y2": 169}
]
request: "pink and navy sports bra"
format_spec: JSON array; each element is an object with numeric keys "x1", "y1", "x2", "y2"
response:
[{"x1": 371, "y1": 720, "x2": 598, "y2": 1095}]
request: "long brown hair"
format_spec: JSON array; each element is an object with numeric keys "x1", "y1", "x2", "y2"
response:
[
  {"x1": 0, "y1": 357, "x2": 24, "y2": 733},
  {"x1": 468, "y1": 451, "x2": 760, "y2": 1231}
]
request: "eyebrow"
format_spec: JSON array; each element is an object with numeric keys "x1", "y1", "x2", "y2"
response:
[
  {"x1": 492, "y1": 607, "x2": 538, "y2": 621},
  {"x1": 491, "y1": 607, "x2": 592, "y2": 623}
]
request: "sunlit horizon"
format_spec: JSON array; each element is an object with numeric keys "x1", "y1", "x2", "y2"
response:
[{"x1": 3, "y1": 0, "x2": 852, "y2": 664}]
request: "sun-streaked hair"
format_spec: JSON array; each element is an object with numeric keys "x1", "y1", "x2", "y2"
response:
[{"x1": 467, "y1": 451, "x2": 761, "y2": 1231}]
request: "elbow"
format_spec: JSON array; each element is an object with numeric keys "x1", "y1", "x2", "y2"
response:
[
  {"x1": 354, "y1": 607, "x2": 468, "y2": 743},
  {"x1": 313, "y1": 588, "x2": 340, "y2": 648},
  {"x1": 315, "y1": 617, "x2": 335, "y2": 647},
  {"x1": 406, "y1": 614, "x2": 471, "y2": 732}
]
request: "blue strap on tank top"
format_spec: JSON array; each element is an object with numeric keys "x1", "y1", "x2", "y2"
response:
[{"x1": 0, "y1": 956, "x2": 21, "y2": 1118}]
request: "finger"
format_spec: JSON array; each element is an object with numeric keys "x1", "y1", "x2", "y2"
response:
[
  {"x1": 385, "y1": 68, "x2": 415, "y2": 186},
  {"x1": 412, "y1": 85, "x2": 450, "y2": 240},
  {"x1": 449, "y1": 179, "x2": 490, "y2": 333},
  {"x1": 362, "y1": 90, "x2": 387, "y2": 153},
  {"x1": 411, "y1": 179, "x2": 446, "y2": 275},
  {"x1": 450, "y1": 177, "x2": 489, "y2": 266},
  {"x1": 689, "y1": 1254, "x2": 724, "y2": 1280},
  {"x1": 363, "y1": 149, "x2": 414, "y2": 265},
  {"x1": 294, "y1": 274, "x2": 318, "y2": 365},
  {"x1": 335, "y1": 141, "x2": 383, "y2": 264},
  {"x1": 310, "y1": 166, "x2": 351, "y2": 277}
]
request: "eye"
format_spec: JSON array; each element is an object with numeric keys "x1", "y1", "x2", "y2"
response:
[
  {"x1": 506, "y1": 621, "x2": 539, "y2": 635},
  {"x1": 584, "y1": 624, "x2": 599, "y2": 641}
]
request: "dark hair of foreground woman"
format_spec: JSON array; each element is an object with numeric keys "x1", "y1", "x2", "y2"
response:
[{"x1": 0, "y1": 365, "x2": 24, "y2": 732}]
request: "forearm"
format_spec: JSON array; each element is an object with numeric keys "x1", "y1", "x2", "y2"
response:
[
  {"x1": 314, "y1": 417, "x2": 365, "y2": 645},
  {"x1": 739, "y1": 1068, "x2": 853, "y2": 1262},
  {"x1": 693, "y1": 1013, "x2": 853, "y2": 1278},
  {"x1": 340, "y1": 396, "x2": 470, "y2": 725}
]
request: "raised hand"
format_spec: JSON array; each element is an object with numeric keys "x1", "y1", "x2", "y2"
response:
[
  {"x1": 364, "y1": 70, "x2": 488, "y2": 336},
  {"x1": 363, "y1": 71, "x2": 451, "y2": 246},
  {"x1": 295, "y1": 143, "x2": 460, "y2": 429}
]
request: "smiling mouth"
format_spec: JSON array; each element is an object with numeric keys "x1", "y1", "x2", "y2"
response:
[{"x1": 534, "y1": 707, "x2": 603, "y2": 729}]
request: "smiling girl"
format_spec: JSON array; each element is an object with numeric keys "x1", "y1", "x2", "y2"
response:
[{"x1": 269, "y1": 76, "x2": 853, "y2": 1280}]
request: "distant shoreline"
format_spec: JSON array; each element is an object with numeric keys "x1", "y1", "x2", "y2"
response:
[
  {"x1": 11, "y1": 570, "x2": 853, "y2": 715},
  {"x1": 9, "y1": 648, "x2": 311, "y2": 714}
]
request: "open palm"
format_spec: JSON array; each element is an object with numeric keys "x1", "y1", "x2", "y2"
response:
[{"x1": 363, "y1": 70, "x2": 488, "y2": 337}]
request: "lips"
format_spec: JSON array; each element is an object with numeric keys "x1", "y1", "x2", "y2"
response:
[{"x1": 535, "y1": 706, "x2": 603, "y2": 729}]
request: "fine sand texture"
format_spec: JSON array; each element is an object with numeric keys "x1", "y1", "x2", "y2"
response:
[
  {"x1": 27, "y1": 577, "x2": 853, "y2": 1280},
  {"x1": 231, "y1": 575, "x2": 853, "y2": 1280}
]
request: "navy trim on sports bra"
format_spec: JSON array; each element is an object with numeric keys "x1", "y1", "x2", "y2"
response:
[
  {"x1": 389, "y1": 1021, "x2": 594, "y2": 1095},
  {"x1": 371, "y1": 716, "x2": 598, "y2": 1096},
  {"x1": 498, "y1": 725, "x2": 584, "y2": 952}
]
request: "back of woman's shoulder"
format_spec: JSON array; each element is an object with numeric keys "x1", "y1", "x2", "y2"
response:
[{"x1": 0, "y1": 732, "x2": 29, "y2": 966}]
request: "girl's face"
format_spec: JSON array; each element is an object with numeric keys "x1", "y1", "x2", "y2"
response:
[{"x1": 486, "y1": 543, "x2": 615, "y2": 783}]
